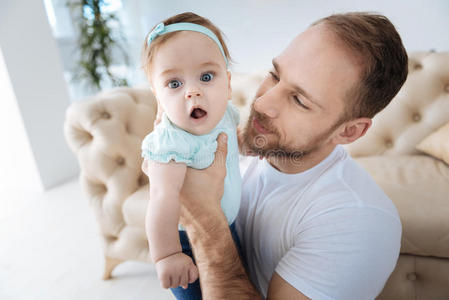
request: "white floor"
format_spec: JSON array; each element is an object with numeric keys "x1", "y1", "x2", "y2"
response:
[{"x1": 0, "y1": 178, "x2": 174, "y2": 300}]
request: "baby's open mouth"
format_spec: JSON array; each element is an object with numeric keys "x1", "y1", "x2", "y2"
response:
[{"x1": 190, "y1": 107, "x2": 207, "y2": 119}]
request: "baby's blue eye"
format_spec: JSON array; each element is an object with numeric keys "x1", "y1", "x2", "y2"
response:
[
  {"x1": 200, "y1": 72, "x2": 214, "y2": 82},
  {"x1": 168, "y1": 80, "x2": 182, "y2": 89}
]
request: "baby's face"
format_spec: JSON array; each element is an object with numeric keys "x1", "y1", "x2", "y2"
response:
[{"x1": 150, "y1": 31, "x2": 231, "y2": 135}]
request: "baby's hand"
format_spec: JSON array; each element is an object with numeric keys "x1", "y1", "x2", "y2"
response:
[{"x1": 155, "y1": 252, "x2": 199, "y2": 289}]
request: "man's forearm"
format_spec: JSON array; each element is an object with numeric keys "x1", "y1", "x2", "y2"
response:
[{"x1": 185, "y1": 211, "x2": 262, "y2": 300}]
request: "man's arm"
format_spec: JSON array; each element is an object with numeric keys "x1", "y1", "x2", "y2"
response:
[
  {"x1": 178, "y1": 133, "x2": 261, "y2": 299},
  {"x1": 184, "y1": 209, "x2": 310, "y2": 300},
  {"x1": 183, "y1": 211, "x2": 261, "y2": 299},
  {"x1": 176, "y1": 133, "x2": 310, "y2": 299},
  {"x1": 267, "y1": 273, "x2": 310, "y2": 300}
]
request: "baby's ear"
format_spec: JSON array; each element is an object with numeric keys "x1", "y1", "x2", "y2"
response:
[
  {"x1": 149, "y1": 81, "x2": 157, "y2": 98},
  {"x1": 227, "y1": 70, "x2": 232, "y2": 100}
]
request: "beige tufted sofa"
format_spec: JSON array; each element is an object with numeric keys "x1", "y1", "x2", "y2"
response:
[{"x1": 64, "y1": 52, "x2": 449, "y2": 299}]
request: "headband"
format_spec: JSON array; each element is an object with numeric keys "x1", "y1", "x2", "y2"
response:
[{"x1": 147, "y1": 22, "x2": 229, "y2": 67}]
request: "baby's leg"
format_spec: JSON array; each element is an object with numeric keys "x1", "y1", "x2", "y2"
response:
[{"x1": 145, "y1": 160, "x2": 198, "y2": 289}]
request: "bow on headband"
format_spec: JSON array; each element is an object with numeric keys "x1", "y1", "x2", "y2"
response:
[{"x1": 146, "y1": 22, "x2": 229, "y2": 67}]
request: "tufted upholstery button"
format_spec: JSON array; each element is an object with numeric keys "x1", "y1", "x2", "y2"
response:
[
  {"x1": 116, "y1": 157, "x2": 125, "y2": 166},
  {"x1": 413, "y1": 63, "x2": 422, "y2": 70},
  {"x1": 125, "y1": 123, "x2": 131, "y2": 134},
  {"x1": 138, "y1": 174, "x2": 148, "y2": 187},
  {"x1": 74, "y1": 128, "x2": 93, "y2": 144},
  {"x1": 238, "y1": 95, "x2": 246, "y2": 106},
  {"x1": 445, "y1": 84, "x2": 449, "y2": 93},
  {"x1": 412, "y1": 113, "x2": 421, "y2": 122},
  {"x1": 106, "y1": 235, "x2": 118, "y2": 242},
  {"x1": 406, "y1": 272, "x2": 417, "y2": 281},
  {"x1": 385, "y1": 139, "x2": 393, "y2": 148},
  {"x1": 102, "y1": 111, "x2": 111, "y2": 119},
  {"x1": 128, "y1": 94, "x2": 139, "y2": 104}
]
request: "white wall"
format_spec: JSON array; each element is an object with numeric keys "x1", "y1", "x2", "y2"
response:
[
  {"x1": 0, "y1": 0, "x2": 79, "y2": 190},
  {"x1": 48, "y1": 0, "x2": 449, "y2": 99},
  {"x1": 123, "y1": 0, "x2": 449, "y2": 75},
  {"x1": 0, "y1": 49, "x2": 42, "y2": 191}
]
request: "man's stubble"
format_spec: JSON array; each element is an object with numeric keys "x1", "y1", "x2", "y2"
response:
[{"x1": 241, "y1": 101, "x2": 344, "y2": 165}]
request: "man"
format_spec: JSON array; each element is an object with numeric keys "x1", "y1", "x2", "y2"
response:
[{"x1": 146, "y1": 12, "x2": 408, "y2": 300}]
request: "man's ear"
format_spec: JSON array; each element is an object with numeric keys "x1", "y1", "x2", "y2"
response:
[
  {"x1": 333, "y1": 117, "x2": 372, "y2": 145},
  {"x1": 227, "y1": 70, "x2": 232, "y2": 100}
]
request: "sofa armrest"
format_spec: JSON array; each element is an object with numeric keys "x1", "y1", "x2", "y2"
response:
[
  {"x1": 355, "y1": 154, "x2": 449, "y2": 259},
  {"x1": 64, "y1": 87, "x2": 157, "y2": 238}
]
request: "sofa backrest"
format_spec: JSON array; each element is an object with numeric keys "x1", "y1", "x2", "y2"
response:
[{"x1": 345, "y1": 51, "x2": 449, "y2": 157}]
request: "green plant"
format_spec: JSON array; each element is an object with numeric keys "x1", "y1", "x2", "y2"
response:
[{"x1": 67, "y1": 0, "x2": 129, "y2": 90}]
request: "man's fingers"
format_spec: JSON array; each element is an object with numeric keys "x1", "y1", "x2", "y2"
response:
[
  {"x1": 237, "y1": 127, "x2": 244, "y2": 154},
  {"x1": 213, "y1": 133, "x2": 228, "y2": 168}
]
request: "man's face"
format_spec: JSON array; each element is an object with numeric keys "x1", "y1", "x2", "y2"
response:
[{"x1": 242, "y1": 24, "x2": 360, "y2": 159}]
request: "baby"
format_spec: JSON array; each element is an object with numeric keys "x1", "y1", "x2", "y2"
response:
[{"x1": 140, "y1": 12, "x2": 242, "y2": 299}]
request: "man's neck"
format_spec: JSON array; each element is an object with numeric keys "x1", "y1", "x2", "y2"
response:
[{"x1": 267, "y1": 144, "x2": 337, "y2": 174}]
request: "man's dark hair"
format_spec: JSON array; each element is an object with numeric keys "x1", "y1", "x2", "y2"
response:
[{"x1": 313, "y1": 12, "x2": 408, "y2": 119}]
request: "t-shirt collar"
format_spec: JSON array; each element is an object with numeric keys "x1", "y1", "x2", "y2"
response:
[{"x1": 260, "y1": 145, "x2": 344, "y2": 184}]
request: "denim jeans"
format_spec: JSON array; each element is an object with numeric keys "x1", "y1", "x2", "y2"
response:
[{"x1": 170, "y1": 222, "x2": 243, "y2": 300}]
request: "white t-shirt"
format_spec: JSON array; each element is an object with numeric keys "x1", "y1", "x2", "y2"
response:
[{"x1": 236, "y1": 145, "x2": 402, "y2": 300}]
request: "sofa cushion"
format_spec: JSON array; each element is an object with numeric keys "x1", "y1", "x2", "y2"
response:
[
  {"x1": 376, "y1": 254, "x2": 449, "y2": 300},
  {"x1": 123, "y1": 186, "x2": 148, "y2": 229},
  {"x1": 355, "y1": 155, "x2": 449, "y2": 259},
  {"x1": 416, "y1": 121, "x2": 449, "y2": 165}
]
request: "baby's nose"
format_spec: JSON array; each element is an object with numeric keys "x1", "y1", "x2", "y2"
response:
[{"x1": 185, "y1": 89, "x2": 202, "y2": 99}]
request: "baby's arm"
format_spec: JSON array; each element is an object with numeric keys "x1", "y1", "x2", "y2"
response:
[{"x1": 145, "y1": 160, "x2": 198, "y2": 289}]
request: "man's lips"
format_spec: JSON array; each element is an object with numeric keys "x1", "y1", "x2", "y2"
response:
[{"x1": 252, "y1": 117, "x2": 270, "y2": 134}]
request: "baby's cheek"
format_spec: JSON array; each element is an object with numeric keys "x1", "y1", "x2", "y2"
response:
[{"x1": 163, "y1": 107, "x2": 185, "y2": 127}]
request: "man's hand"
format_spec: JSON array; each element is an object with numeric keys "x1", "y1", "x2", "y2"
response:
[
  {"x1": 179, "y1": 133, "x2": 228, "y2": 228},
  {"x1": 141, "y1": 133, "x2": 229, "y2": 227}
]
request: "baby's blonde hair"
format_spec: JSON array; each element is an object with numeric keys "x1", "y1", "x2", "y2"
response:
[{"x1": 141, "y1": 12, "x2": 232, "y2": 79}]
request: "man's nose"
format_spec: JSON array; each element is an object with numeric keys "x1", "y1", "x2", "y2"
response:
[{"x1": 254, "y1": 86, "x2": 280, "y2": 119}]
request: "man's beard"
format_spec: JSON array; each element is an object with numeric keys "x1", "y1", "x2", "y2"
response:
[{"x1": 241, "y1": 103, "x2": 342, "y2": 164}]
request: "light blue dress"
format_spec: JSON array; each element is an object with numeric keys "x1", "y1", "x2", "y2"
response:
[{"x1": 141, "y1": 100, "x2": 242, "y2": 229}]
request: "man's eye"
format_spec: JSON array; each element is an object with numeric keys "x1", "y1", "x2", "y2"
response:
[
  {"x1": 168, "y1": 80, "x2": 182, "y2": 89},
  {"x1": 294, "y1": 95, "x2": 310, "y2": 110},
  {"x1": 200, "y1": 72, "x2": 214, "y2": 82},
  {"x1": 269, "y1": 71, "x2": 279, "y2": 82}
]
